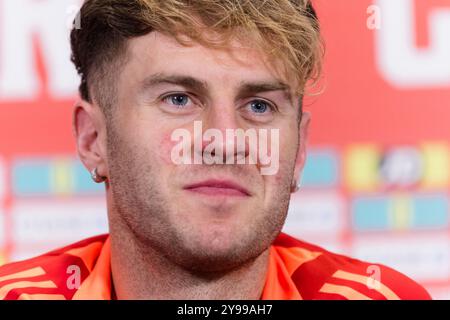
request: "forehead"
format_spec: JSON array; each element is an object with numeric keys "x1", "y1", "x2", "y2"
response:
[{"x1": 124, "y1": 31, "x2": 291, "y2": 86}]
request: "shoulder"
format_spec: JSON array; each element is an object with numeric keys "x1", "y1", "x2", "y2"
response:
[
  {"x1": 273, "y1": 233, "x2": 431, "y2": 300},
  {"x1": 0, "y1": 234, "x2": 108, "y2": 300}
]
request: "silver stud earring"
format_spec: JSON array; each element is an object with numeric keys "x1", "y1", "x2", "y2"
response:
[
  {"x1": 91, "y1": 168, "x2": 106, "y2": 183},
  {"x1": 291, "y1": 178, "x2": 301, "y2": 193}
]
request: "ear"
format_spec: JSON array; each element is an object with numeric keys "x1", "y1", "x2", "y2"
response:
[
  {"x1": 72, "y1": 99, "x2": 108, "y2": 181},
  {"x1": 291, "y1": 111, "x2": 311, "y2": 192}
]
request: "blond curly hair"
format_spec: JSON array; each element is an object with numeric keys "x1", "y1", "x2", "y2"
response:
[{"x1": 71, "y1": 0, "x2": 322, "y2": 112}]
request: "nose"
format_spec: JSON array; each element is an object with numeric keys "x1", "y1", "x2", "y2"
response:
[{"x1": 194, "y1": 106, "x2": 250, "y2": 165}]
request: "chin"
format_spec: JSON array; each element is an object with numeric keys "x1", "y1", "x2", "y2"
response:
[
  {"x1": 182, "y1": 193, "x2": 254, "y2": 216},
  {"x1": 180, "y1": 246, "x2": 260, "y2": 273},
  {"x1": 176, "y1": 230, "x2": 264, "y2": 272}
]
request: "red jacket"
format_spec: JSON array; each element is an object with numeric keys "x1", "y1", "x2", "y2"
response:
[{"x1": 0, "y1": 233, "x2": 431, "y2": 300}]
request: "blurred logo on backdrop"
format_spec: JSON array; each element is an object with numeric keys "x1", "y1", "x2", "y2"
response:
[{"x1": 376, "y1": 0, "x2": 450, "y2": 88}]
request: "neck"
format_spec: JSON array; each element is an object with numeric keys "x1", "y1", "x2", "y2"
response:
[{"x1": 109, "y1": 219, "x2": 270, "y2": 300}]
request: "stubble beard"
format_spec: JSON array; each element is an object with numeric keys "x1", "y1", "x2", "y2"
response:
[{"x1": 106, "y1": 126, "x2": 294, "y2": 273}]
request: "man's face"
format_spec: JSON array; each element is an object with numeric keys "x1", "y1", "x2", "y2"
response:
[{"x1": 104, "y1": 31, "x2": 308, "y2": 272}]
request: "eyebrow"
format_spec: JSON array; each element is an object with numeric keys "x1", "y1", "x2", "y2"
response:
[
  {"x1": 140, "y1": 73, "x2": 293, "y2": 103},
  {"x1": 140, "y1": 73, "x2": 209, "y2": 95},
  {"x1": 236, "y1": 81, "x2": 293, "y2": 104}
]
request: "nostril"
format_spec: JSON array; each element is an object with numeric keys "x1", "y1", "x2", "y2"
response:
[{"x1": 203, "y1": 147, "x2": 216, "y2": 159}]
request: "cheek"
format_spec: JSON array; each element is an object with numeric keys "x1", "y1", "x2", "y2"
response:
[
  {"x1": 157, "y1": 132, "x2": 180, "y2": 165},
  {"x1": 272, "y1": 159, "x2": 292, "y2": 184},
  {"x1": 274, "y1": 172, "x2": 285, "y2": 184},
  {"x1": 280, "y1": 128, "x2": 299, "y2": 162},
  {"x1": 274, "y1": 132, "x2": 298, "y2": 180}
]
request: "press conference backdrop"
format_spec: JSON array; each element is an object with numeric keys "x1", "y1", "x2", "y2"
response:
[{"x1": 0, "y1": 0, "x2": 449, "y2": 299}]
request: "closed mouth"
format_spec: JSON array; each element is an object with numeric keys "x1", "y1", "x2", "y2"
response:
[{"x1": 183, "y1": 179, "x2": 251, "y2": 197}]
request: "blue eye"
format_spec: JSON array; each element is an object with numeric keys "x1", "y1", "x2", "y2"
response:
[
  {"x1": 249, "y1": 100, "x2": 271, "y2": 114},
  {"x1": 164, "y1": 94, "x2": 190, "y2": 107}
]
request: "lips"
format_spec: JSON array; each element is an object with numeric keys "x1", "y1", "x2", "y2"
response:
[{"x1": 183, "y1": 179, "x2": 251, "y2": 197}]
